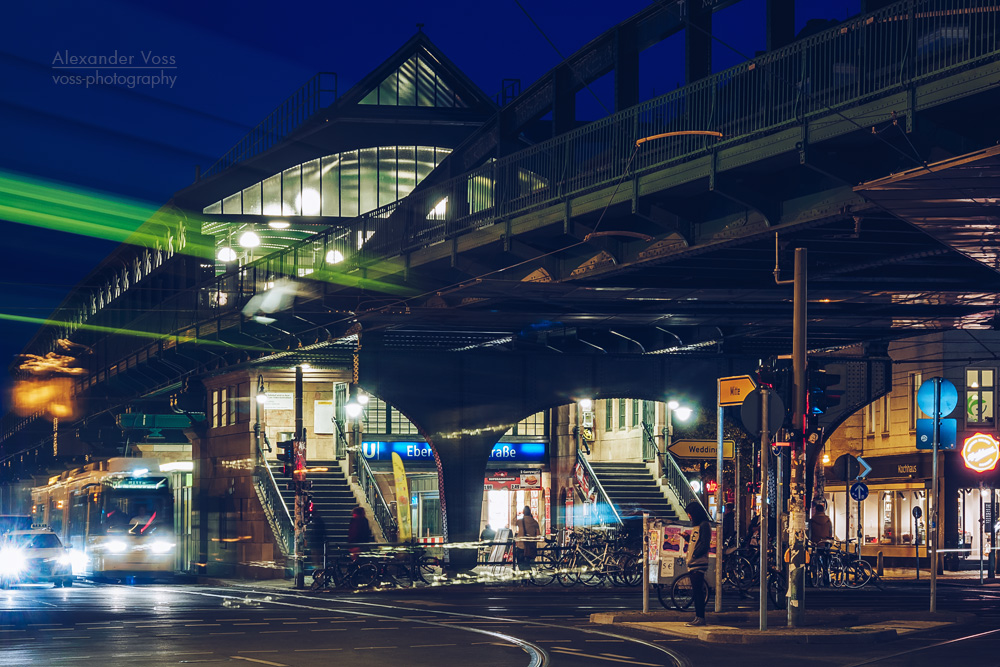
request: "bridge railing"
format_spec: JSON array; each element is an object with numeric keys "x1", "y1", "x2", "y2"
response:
[
  {"x1": 203, "y1": 72, "x2": 338, "y2": 179},
  {"x1": 204, "y1": 0, "x2": 997, "y2": 285}
]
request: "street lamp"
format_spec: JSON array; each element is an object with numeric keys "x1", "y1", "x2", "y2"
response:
[
  {"x1": 664, "y1": 400, "x2": 692, "y2": 455},
  {"x1": 254, "y1": 375, "x2": 268, "y2": 455}
]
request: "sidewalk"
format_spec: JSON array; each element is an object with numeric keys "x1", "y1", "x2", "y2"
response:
[{"x1": 590, "y1": 609, "x2": 972, "y2": 645}]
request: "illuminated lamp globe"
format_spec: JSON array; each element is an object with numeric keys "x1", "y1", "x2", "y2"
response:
[
  {"x1": 690, "y1": 480, "x2": 702, "y2": 493},
  {"x1": 268, "y1": 220, "x2": 291, "y2": 229},
  {"x1": 357, "y1": 392, "x2": 369, "y2": 406},
  {"x1": 345, "y1": 401, "x2": 363, "y2": 419},
  {"x1": 326, "y1": 249, "x2": 344, "y2": 264},
  {"x1": 667, "y1": 400, "x2": 680, "y2": 411},
  {"x1": 256, "y1": 392, "x2": 268, "y2": 405},
  {"x1": 674, "y1": 407, "x2": 693, "y2": 422},
  {"x1": 217, "y1": 247, "x2": 237, "y2": 262},
  {"x1": 579, "y1": 398, "x2": 593, "y2": 411},
  {"x1": 239, "y1": 231, "x2": 261, "y2": 248}
]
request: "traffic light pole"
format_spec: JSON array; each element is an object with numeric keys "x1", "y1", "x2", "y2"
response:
[
  {"x1": 788, "y1": 247, "x2": 807, "y2": 627},
  {"x1": 931, "y1": 377, "x2": 940, "y2": 612}
]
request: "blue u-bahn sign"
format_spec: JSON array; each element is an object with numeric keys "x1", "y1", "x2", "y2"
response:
[{"x1": 362, "y1": 441, "x2": 546, "y2": 463}]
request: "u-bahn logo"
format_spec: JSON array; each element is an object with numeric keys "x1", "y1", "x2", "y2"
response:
[
  {"x1": 961, "y1": 433, "x2": 1000, "y2": 473},
  {"x1": 362, "y1": 442, "x2": 380, "y2": 459}
]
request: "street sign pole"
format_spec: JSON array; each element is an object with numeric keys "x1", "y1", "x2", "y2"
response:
[
  {"x1": 788, "y1": 247, "x2": 807, "y2": 627},
  {"x1": 931, "y1": 377, "x2": 940, "y2": 613},
  {"x1": 759, "y1": 388, "x2": 770, "y2": 631},
  {"x1": 715, "y1": 381, "x2": 724, "y2": 613},
  {"x1": 642, "y1": 512, "x2": 649, "y2": 613}
]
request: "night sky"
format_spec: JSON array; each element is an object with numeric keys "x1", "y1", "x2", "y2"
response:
[{"x1": 0, "y1": 0, "x2": 858, "y2": 384}]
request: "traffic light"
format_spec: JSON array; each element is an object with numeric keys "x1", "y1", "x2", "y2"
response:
[
  {"x1": 756, "y1": 360, "x2": 793, "y2": 408},
  {"x1": 277, "y1": 439, "x2": 295, "y2": 477},
  {"x1": 807, "y1": 365, "x2": 844, "y2": 415},
  {"x1": 304, "y1": 493, "x2": 315, "y2": 525}
]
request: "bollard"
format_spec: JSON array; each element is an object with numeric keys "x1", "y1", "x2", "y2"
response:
[{"x1": 877, "y1": 550, "x2": 884, "y2": 577}]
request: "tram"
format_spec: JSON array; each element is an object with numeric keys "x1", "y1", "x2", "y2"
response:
[{"x1": 31, "y1": 458, "x2": 175, "y2": 579}]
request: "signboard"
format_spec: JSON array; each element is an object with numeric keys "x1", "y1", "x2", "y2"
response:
[
  {"x1": 669, "y1": 439, "x2": 735, "y2": 460},
  {"x1": 263, "y1": 391, "x2": 293, "y2": 411},
  {"x1": 740, "y1": 388, "x2": 787, "y2": 437},
  {"x1": 313, "y1": 400, "x2": 334, "y2": 434},
  {"x1": 719, "y1": 375, "x2": 757, "y2": 406},
  {"x1": 917, "y1": 378, "x2": 958, "y2": 417},
  {"x1": 648, "y1": 528, "x2": 661, "y2": 584},
  {"x1": 660, "y1": 555, "x2": 675, "y2": 579},
  {"x1": 850, "y1": 482, "x2": 869, "y2": 502},
  {"x1": 483, "y1": 469, "x2": 542, "y2": 491},
  {"x1": 916, "y1": 418, "x2": 957, "y2": 450},
  {"x1": 962, "y1": 433, "x2": 1000, "y2": 473},
  {"x1": 363, "y1": 441, "x2": 546, "y2": 463},
  {"x1": 391, "y1": 453, "x2": 412, "y2": 541}
]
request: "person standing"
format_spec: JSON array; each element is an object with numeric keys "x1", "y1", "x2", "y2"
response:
[
  {"x1": 515, "y1": 506, "x2": 540, "y2": 570},
  {"x1": 684, "y1": 501, "x2": 712, "y2": 626},
  {"x1": 347, "y1": 506, "x2": 373, "y2": 558}
]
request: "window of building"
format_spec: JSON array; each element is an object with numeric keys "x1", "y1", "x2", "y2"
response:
[
  {"x1": 618, "y1": 398, "x2": 626, "y2": 430},
  {"x1": 220, "y1": 388, "x2": 228, "y2": 427},
  {"x1": 605, "y1": 399, "x2": 613, "y2": 432},
  {"x1": 390, "y1": 406, "x2": 420, "y2": 436},
  {"x1": 211, "y1": 390, "x2": 219, "y2": 428},
  {"x1": 908, "y1": 371, "x2": 922, "y2": 431},
  {"x1": 359, "y1": 54, "x2": 467, "y2": 108},
  {"x1": 506, "y1": 411, "x2": 546, "y2": 437},
  {"x1": 966, "y1": 368, "x2": 994, "y2": 426},
  {"x1": 632, "y1": 400, "x2": 640, "y2": 428},
  {"x1": 866, "y1": 402, "x2": 874, "y2": 435},
  {"x1": 880, "y1": 394, "x2": 890, "y2": 434}
]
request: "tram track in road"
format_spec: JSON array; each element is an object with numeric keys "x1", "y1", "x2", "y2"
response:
[
  {"x1": 183, "y1": 585, "x2": 693, "y2": 667},
  {"x1": 840, "y1": 626, "x2": 1000, "y2": 667}
]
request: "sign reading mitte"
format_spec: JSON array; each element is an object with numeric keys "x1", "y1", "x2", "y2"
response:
[{"x1": 718, "y1": 375, "x2": 757, "y2": 406}]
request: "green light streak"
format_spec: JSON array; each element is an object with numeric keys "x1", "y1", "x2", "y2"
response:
[{"x1": 0, "y1": 312, "x2": 276, "y2": 353}]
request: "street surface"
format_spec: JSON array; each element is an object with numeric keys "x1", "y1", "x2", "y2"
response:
[{"x1": 1, "y1": 579, "x2": 999, "y2": 665}]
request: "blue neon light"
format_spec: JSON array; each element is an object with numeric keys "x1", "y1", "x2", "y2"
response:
[{"x1": 362, "y1": 441, "x2": 546, "y2": 462}]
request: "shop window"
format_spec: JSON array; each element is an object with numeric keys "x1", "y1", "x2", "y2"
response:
[
  {"x1": 908, "y1": 371, "x2": 922, "y2": 431},
  {"x1": 605, "y1": 399, "x2": 613, "y2": 432},
  {"x1": 966, "y1": 368, "x2": 994, "y2": 426},
  {"x1": 957, "y1": 487, "x2": 992, "y2": 558},
  {"x1": 618, "y1": 399, "x2": 626, "y2": 430}
]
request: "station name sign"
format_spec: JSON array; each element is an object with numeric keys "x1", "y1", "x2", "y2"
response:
[{"x1": 362, "y1": 441, "x2": 546, "y2": 463}]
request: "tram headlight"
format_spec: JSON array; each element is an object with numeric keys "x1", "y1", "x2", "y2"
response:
[
  {"x1": 150, "y1": 540, "x2": 173, "y2": 554},
  {"x1": 106, "y1": 540, "x2": 128, "y2": 553},
  {"x1": 0, "y1": 548, "x2": 26, "y2": 576}
]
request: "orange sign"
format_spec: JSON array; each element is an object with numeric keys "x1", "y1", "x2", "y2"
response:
[
  {"x1": 961, "y1": 433, "x2": 1000, "y2": 473},
  {"x1": 719, "y1": 375, "x2": 757, "y2": 406}
]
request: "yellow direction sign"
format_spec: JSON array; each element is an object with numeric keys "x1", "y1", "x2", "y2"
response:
[
  {"x1": 669, "y1": 440, "x2": 735, "y2": 459},
  {"x1": 719, "y1": 375, "x2": 757, "y2": 406}
]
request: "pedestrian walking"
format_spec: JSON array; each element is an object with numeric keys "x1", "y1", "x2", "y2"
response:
[
  {"x1": 515, "y1": 506, "x2": 540, "y2": 570},
  {"x1": 684, "y1": 501, "x2": 712, "y2": 626},
  {"x1": 307, "y1": 514, "x2": 327, "y2": 571}
]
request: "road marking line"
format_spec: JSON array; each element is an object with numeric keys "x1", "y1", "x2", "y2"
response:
[
  {"x1": 355, "y1": 646, "x2": 398, "y2": 650},
  {"x1": 77, "y1": 622, "x2": 113, "y2": 626},
  {"x1": 39, "y1": 628, "x2": 76, "y2": 631},
  {"x1": 538, "y1": 640, "x2": 574, "y2": 643},
  {"x1": 311, "y1": 628, "x2": 347, "y2": 632},
  {"x1": 210, "y1": 632, "x2": 246, "y2": 635},
  {"x1": 50, "y1": 636, "x2": 90, "y2": 639},
  {"x1": 262, "y1": 617, "x2": 297, "y2": 621},
  {"x1": 185, "y1": 623, "x2": 221, "y2": 627},
  {"x1": 234, "y1": 622, "x2": 270, "y2": 626},
  {"x1": 362, "y1": 627, "x2": 398, "y2": 630},
  {"x1": 293, "y1": 648, "x2": 342, "y2": 652},
  {"x1": 231, "y1": 657, "x2": 289, "y2": 667},
  {"x1": 281, "y1": 621, "x2": 317, "y2": 624},
  {"x1": 219, "y1": 618, "x2": 251, "y2": 622},
  {"x1": 549, "y1": 648, "x2": 661, "y2": 666},
  {"x1": 411, "y1": 643, "x2": 456, "y2": 647},
  {"x1": 308, "y1": 616, "x2": 342, "y2": 620},
  {"x1": 585, "y1": 639, "x2": 625, "y2": 642}
]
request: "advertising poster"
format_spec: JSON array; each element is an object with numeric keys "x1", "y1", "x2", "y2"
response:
[
  {"x1": 391, "y1": 452, "x2": 412, "y2": 541},
  {"x1": 648, "y1": 528, "x2": 661, "y2": 583}
]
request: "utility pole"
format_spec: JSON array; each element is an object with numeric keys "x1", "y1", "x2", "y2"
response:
[
  {"x1": 293, "y1": 365, "x2": 306, "y2": 589},
  {"x1": 788, "y1": 247, "x2": 808, "y2": 626}
]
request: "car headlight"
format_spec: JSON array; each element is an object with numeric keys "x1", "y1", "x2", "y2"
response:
[
  {"x1": 105, "y1": 540, "x2": 128, "y2": 553},
  {"x1": 0, "y1": 548, "x2": 26, "y2": 576},
  {"x1": 150, "y1": 540, "x2": 173, "y2": 554}
]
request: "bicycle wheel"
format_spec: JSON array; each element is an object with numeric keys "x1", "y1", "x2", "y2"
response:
[
  {"x1": 528, "y1": 554, "x2": 557, "y2": 586},
  {"x1": 309, "y1": 568, "x2": 330, "y2": 591},
  {"x1": 767, "y1": 570, "x2": 787, "y2": 609},
  {"x1": 655, "y1": 583, "x2": 672, "y2": 609},
  {"x1": 579, "y1": 563, "x2": 605, "y2": 587},
  {"x1": 350, "y1": 563, "x2": 379, "y2": 588},
  {"x1": 384, "y1": 560, "x2": 414, "y2": 587},
  {"x1": 843, "y1": 560, "x2": 872, "y2": 589},
  {"x1": 616, "y1": 554, "x2": 642, "y2": 587},
  {"x1": 556, "y1": 555, "x2": 578, "y2": 587},
  {"x1": 725, "y1": 555, "x2": 756, "y2": 590},
  {"x1": 671, "y1": 573, "x2": 708, "y2": 610},
  {"x1": 413, "y1": 554, "x2": 443, "y2": 584}
]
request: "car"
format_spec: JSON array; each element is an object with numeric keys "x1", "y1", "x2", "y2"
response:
[{"x1": 0, "y1": 527, "x2": 75, "y2": 588}]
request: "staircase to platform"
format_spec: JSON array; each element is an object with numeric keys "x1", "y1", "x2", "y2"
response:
[
  {"x1": 272, "y1": 460, "x2": 356, "y2": 544},
  {"x1": 588, "y1": 461, "x2": 680, "y2": 523}
]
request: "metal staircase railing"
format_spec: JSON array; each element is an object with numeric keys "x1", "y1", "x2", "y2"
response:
[
  {"x1": 659, "y1": 444, "x2": 709, "y2": 520},
  {"x1": 252, "y1": 432, "x2": 293, "y2": 557},
  {"x1": 575, "y1": 450, "x2": 622, "y2": 527},
  {"x1": 640, "y1": 421, "x2": 658, "y2": 462},
  {"x1": 355, "y1": 448, "x2": 399, "y2": 543}
]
